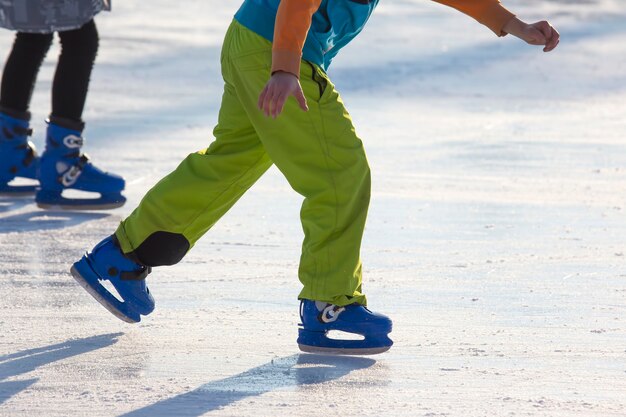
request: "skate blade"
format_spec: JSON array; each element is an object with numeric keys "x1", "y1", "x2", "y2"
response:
[
  {"x1": 298, "y1": 343, "x2": 391, "y2": 356},
  {"x1": 0, "y1": 184, "x2": 38, "y2": 197},
  {"x1": 0, "y1": 191, "x2": 36, "y2": 197},
  {"x1": 36, "y1": 190, "x2": 126, "y2": 210},
  {"x1": 70, "y1": 265, "x2": 139, "y2": 323},
  {"x1": 37, "y1": 200, "x2": 126, "y2": 210},
  {"x1": 297, "y1": 328, "x2": 393, "y2": 356}
]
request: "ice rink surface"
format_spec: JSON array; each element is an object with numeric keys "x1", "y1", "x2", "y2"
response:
[{"x1": 1, "y1": 0, "x2": 626, "y2": 415}]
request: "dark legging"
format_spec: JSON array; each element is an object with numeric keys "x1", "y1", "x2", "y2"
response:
[{"x1": 0, "y1": 19, "x2": 98, "y2": 129}]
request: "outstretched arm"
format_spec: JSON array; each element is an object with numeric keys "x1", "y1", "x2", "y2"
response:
[
  {"x1": 434, "y1": 0, "x2": 559, "y2": 51},
  {"x1": 259, "y1": 0, "x2": 559, "y2": 118},
  {"x1": 433, "y1": 0, "x2": 515, "y2": 36}
]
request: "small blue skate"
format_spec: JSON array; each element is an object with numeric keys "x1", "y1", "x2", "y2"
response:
[
  {"x1": 0, "y1": 112, "x2": 39, "y2": 195},
  {"x1": 36, "y1": 121, "x2": 126, "y2": 210},
  {"x1": 298, "y1": 300, "x2": 393, "y2": 355},
  {"x1": 70, "y1": 235, "x2": 155, "y2": 323}
]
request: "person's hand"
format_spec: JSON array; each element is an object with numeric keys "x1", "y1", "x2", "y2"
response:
[
  {"x1": 258, "y1": 71, "x2": 309, "y2": 118},
  {"x1": 503, "y1": 17, "x2": 560, "y2": 52}
]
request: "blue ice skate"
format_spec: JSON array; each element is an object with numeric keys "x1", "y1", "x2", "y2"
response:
[
  {"x1": 297, "y1": 300, "x2": 393, "y2": 355},
  {"x1": 0, "y1": 112, "x2": 39, "y2": 195},
  {"x1": 70, "y1": 235, "x2": 155, "y2": 323},
  {"x1": 36, "y1": 120, "x2": 126, "y2": 209}
]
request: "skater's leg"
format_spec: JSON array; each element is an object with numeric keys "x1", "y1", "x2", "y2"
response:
[
  {"x1": 225, "y1": 22, "x2": 370, "y2": 307},
  {"x1": 0, "y1": 32, "x2": 52, "y2": 193},
  {"x1": 115, "y1": 80, "x2": 273, "y2": 266},
  {"x1": 71, "y1": 20, "x2": 273, "y2": 323},
  {"x1": 223, "y1": 22, "x2": 391, "y2": 354},
  {"x1": 37, "y1": 20, "x2": 126, "y2": 210},
  {"x1": 0, "y1": 32, "x2": 53, "y2": 114},
  {"x1": 72, "y1": 101, "x2": 270, "y2": 322},
  {"x1": 50, "y1": 18, "x2": 98, "y2": 126}
]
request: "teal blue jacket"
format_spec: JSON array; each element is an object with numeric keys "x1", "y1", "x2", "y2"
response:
[{"x1": 234, "y1": 0, "x2": 378, "y2": 71}]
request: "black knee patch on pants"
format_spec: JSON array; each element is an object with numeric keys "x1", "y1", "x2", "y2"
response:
[{"x1": 127, "y1": 231, "x2": 190, "y2": 267}]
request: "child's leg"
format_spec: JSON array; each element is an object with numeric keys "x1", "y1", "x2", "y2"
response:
[
  {"x1": 52, "y1": 19, "x2": 98, "y2": 126},
  {"x1": 71, "y1": 20, "x2": 272, "y2": 322},
  {"x1": 70, "y1": 79, "x2": 272, "y2": 322},
  {"x1": 224, "y1": 22, "x2": 370, "y2": 307},
  {"x1": 115, "y1": 80, "x2": 273, "y2": 266},
  {"x1": 0, "y1": 32, "x2": 52, "y2": 194},
  {"x1": 36, "y1": 19, "x2": 126, "y2": 210},
  {"x1": 0, "y1": 32, "x2": 53, "y2": 116}
]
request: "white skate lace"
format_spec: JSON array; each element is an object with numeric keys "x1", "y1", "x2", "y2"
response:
[
  {"x1": 58, "y1": 154, "x2": 90, "y2": 187},
  {"x1": 320, "y1": 304, "x2": 346, "y2": 323},
  {"x1": 60, "y1": 165, "x2": 82, "y2": 187}
]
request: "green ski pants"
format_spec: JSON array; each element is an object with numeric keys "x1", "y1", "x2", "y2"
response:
[{"x1": 115, "y1": 21, "x2": 370, "y2": 306}]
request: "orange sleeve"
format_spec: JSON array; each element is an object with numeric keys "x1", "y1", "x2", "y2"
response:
[
  {"x1": 272, "y1": 0, "x2": 322, "y2": 77},
  {"x1": 432, "y1": 0, "x2": 515, "y2": 36}
]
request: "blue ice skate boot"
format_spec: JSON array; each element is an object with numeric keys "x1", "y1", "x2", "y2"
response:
[
  {"x1": 0, "y1": 111, "x2": 39, "y2": 195},
  {"x1": 297, "y1": 300, "x2": 393, "y2": 355},
  {"x1": 70, "y1": 235, "x2": 155, "y2": 323},
  {"x1": 36, "y1": 119, "x2": 126, "y2": 209}
]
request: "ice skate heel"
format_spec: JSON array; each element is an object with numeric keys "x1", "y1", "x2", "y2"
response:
[
  {"x1": 297, "y1": 300, "x2": 393, "y2": 355},
  {"x1": 36, "y1": 119, "x2": 126, "y2": 210},
  {"x1": 70, "y1": 235, "x2": 155, "y2": 323},
  {"x1": 0, "y1": 111, "x2": 39, "y2": 195}
]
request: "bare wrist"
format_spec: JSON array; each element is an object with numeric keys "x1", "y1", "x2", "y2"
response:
[{"x1": 502, "y1": 16, "x2": 525, "y2": 37}]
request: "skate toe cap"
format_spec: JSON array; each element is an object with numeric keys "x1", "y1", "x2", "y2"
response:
[
  {"x1": 79, "y1": 164, "x2": 126, "y2": 192},
  {"x1": 128, "y1": 293, "x2": 155, "y2": 315}
]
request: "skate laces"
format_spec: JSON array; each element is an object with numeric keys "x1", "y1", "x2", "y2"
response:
[
  {"x1": 59, "y1": 154, "x2": 90, "y2": 187},
  {"x1": 57, "y1": 134, "x2": 90, "y2": 186},
  {"x1": 299, "y1": 300, "x2": 347, "y2": 323},
  {"x1": 319, "y1": 304, "x2": 346, "y2": 324}
]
